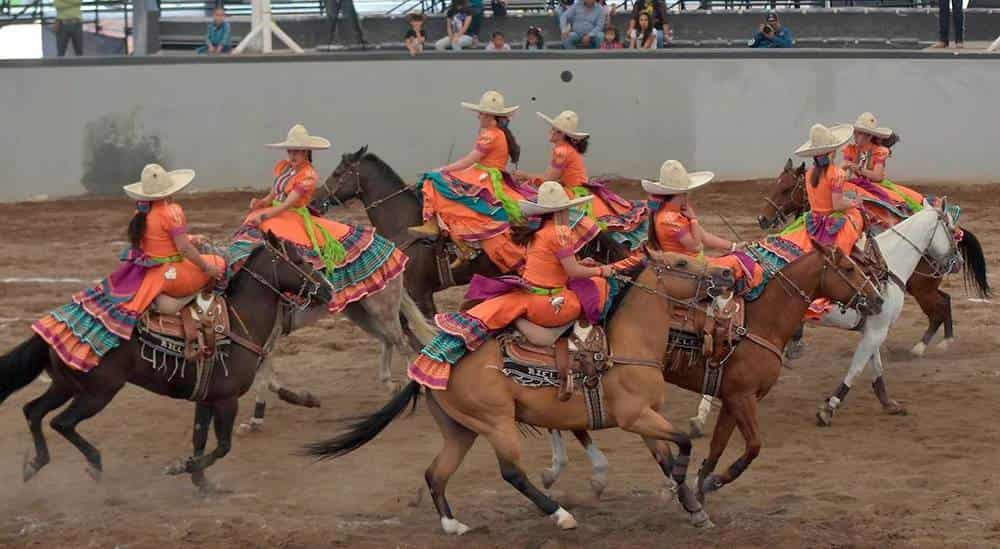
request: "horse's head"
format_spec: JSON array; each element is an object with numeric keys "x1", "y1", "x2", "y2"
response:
[
  {"x1": 647, "y1": 248, "x2": 736, "y2": 300},
  {"x1": 758, "y1": 159, "x2": 806, "y2": 230},
  {"x1": 817, "y1": 245, "x2": 883, "y2": 316},
  {"x1": 310, "y1": 145, "x2": 369, "y2": 214},
  {"x1": 927, "y1": 197, "x2": 963, "y2": 275},
  {"x1": 243, "y1": 231, "x2": 334, "y2": 307}
]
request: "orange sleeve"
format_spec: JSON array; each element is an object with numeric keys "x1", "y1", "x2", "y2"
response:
[
  {"x1": 475, "y1": 129, "x2": 497, "y2": 155},
  {"x1": 556, "y1": 216, "x2": 600, "y2": 259},
  {"x1": 551, "y1": 145, "x2": 569, "y2": 170},
  {"x1": 290, "y1": 170, "x2": 317, "y2": 202},
  {"x1": 273, "y1": 160, "x2": 291, "y2": 177},
  {"x1": 659, "y1": 211, "x2": 692, "y2": 240},
  {"x1": 842, "y1": 144, "x2": 858, "y2": 164},
  {"x1": 164, "y1": 203, "x2": 188, "y2": 237},
  {"x1": 871, "y1": 146, "x2": 889, "y2": 167},
  {"x1": 829, "y1": 167, "x2": 847, "y2": 193}
]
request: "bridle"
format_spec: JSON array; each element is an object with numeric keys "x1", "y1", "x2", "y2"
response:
[
  {"x1": 890, "y1": 207, "x2": 962, "y2": 279},
  {"x1": 767, "y1": 249, "x2": 879, "y2": 314},
  {"x1": 317, "y1": 158, "x2": 413, "y2": 215},
  {"x1": 761, "y1": 171, "x2": 805, "y2": 229}
]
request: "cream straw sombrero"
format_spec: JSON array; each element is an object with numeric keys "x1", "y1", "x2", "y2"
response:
[
  {"x1": 265, "y1": 124, "x2": 331, "y2": 150},
  {"x1": 537, "y1": 110, "x2": 589, "y2": 139},
  {"x1": 123, "y1": 164, "x2": 196, "y2": 201},
  {"x1": 794, "y1": 123, "x2": 854, "y2": 157},
  {"x1": 461, "y1": 90, "x2": 519, "y2": 116},
  {"x1": 852, "y1": 112, "x2": 893, "y2": 139},
  {"x1": 641, "y1": 160, "x2": 715, "y2": 196},
  {"x1": 519, "y1": 181, "x2": 593, "y2": 216}
]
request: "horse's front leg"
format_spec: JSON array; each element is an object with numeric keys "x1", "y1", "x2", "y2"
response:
[
  {"x1": 870, "y1": 349, "x2": 906, "y2": 415},
  {"x1": 699, "y1": 394, "x2": 760, "y2": 503},
  {"x1": 237, "y1": 358, "x2": 272, "y2": 435}
]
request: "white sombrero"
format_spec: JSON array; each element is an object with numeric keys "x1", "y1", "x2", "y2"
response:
[
  {"x1": 519, "y1": 181, "x2": 593, "y2": 216},
  {"x1": 461, "y1": 90, "x2": 519, "y2": 116},
  {"x1": 266, "y1": 124, "x2": 331, "y2": 150},
  {"x1": 794, "y1": 123, "x2": 854, "y2": 157},
  {"x1": 641, "y1": 160, "x2": 715, "y2": 196},
  {"x1": 537, "y1": 110, "x2": 589, "y2": 139},
  {"x1": 123, "y1": 164, "x2": 196, "y2": 201},
  {"x1": 853, "y1": 112, "x2": 893, "y2": 139}
]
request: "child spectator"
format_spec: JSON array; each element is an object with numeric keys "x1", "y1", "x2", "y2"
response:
[
  {"x1": 404, "y1": 12, "x2": 426, "y2": 56},
  {"x1": 435, "y1": 0, "x2": 476, "y2": 51},
  {"x1": 601, "y1": 25, "x2": 623, "y2": 49},
  {"x1": 629, "y1": 11, "x2": 656, "y2": 49},
  {"x1": 486, "y1": 31, "x2": 511, "y2": 51},
  {"x1": 197, "y1": 6, "x2": 231, "y2": 55},
  {"x1": 525, "y1": 26, "x2": 544, "y2": 50}
]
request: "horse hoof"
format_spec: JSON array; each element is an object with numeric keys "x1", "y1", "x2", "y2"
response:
[
  {"x1": 690, "y1": 509, "x2": 715, "y2": 529},
  {"x1": 552, "y1": 508, "x2": 578, "y2": 530},
  {"x1": 440, "y1": 517, "x2": 471, "y2": 535},
  {"x1": 816, "y1": 404, "x2": 835, "y2": 427},
  {"x1": 22, "y1": 453, "x2": 43, "y2": 483},
  {"x1": 700, "y1": 474, "x2": 724, "y2": 496},
  {"x1": 688, "y1": 417, "x2": 705, "y2": 439},
  {"x1": 300, "y1": 392, "x2": 322, "y2": 408},
  {"x1": 86, "y1": 463, "x2": 102, "y2": 483},
  {"x1": 910, "y1": 342, "x2": 927, "y2": 357},
  {"x1": 164, "y1": 458, "x2": 190, "y2": 476},
  {"x1": 589, "y1": 476, "x2": 607, "y2": 499},
  {"x1": 884, "y1": 401, "x2": 908, "y2": 416},
  {"x1": 36, "y1": 372, "x2": 53, "y2": 385},
  {"x1": 659, "y1": 478, "x2": 679, "y2": 501},
  {"x1": 236, "y1": 422, "x2": 262, "y2": 436},
  {"x1": 540, "y1": 468, "x2": 559, "y2": 490},
  {"x1": 938, "y1": 338, "x2": 954, "y2": 351}
]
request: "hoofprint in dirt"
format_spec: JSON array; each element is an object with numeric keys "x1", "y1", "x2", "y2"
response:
[{"x1": 0, "y1": 182, "x2": 997, "y2": 548}]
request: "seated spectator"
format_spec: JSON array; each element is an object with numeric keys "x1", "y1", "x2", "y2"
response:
[
  {"x1": 435, "y1": 0, "x2": 476, "y2": 51},
  {"x1": 561, "y1": 0, "x2": 605, "y2": 50},
  {"x1": 629, "y1": 0, "x2": 667, "y2": 48},
  {"x1": 404, "y1": 12, "x2": 426, "y2": 56},
  {"x1": 486, "y1": 31, "x2": 511, "y2": 51},
  {"x1": 601, "y1": 25, "x2": 623, "y2": 49},
  {"x1": 749, "y1": 12, "x2": 793, "y2": 48},
  {"x1": 629, "y1": 11, "x2": 657, "y2": 49},
  {"x1": 525, "y1": 26, "x2": 545, "y2": 50},
  {"x1": 491, "y1": 0, "x2": 507, "y2": 17},
  {"x1": 197, "y1": 7, "x2": 231, "y2": 55}
]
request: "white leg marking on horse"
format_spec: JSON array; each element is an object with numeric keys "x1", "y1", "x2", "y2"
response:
[
  {"x1": 551, "y1": 507, "x2": 578, "y2": 530},
  {"x1": 910, "y1": 341, "x2": 927, "y2": 357},
  {"x1": 938, "y1": 337, "x2": 954, "y2": 351},
  {"x1": 586, "y1": 442, "x2": 609, "y2": 497},
  {"x1": 542, "y1": 430, "x2": 568, "y2": 489},
  {"x1": 440, "y1": 517, "x2": 470, "y2": 535}
]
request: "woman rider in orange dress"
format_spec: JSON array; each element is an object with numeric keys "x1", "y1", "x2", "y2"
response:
[
  {"x1": 408, "y1": 181, "x2": 617, "y2": 391},
  {"x1": 408, "y1": 91, "x2": 537, "y2": 272},
  {"x1": 842, "y1": 112, "x2": 928, "y2": 219},
  {"x1": 513, "y1": 110, "x2": 648, "y2": 250},
  {"x1": 232, "y1": 124, "x2": 408, "y2": 314},
  {"x1": 33, "y1": 164, "x2": 226, "y2": 372}
]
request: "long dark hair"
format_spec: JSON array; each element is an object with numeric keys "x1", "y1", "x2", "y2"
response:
[
  {"x1": 127, "y1": 202, "x2": 151, "y2": 249},
  {"x1": 567, "y1": 135, "x2": 589, "y2": 154},
  {"x1": 808, "y1": 155, "x2": 831, "y2": 188},
  {"x1": 874, "y1": 132, "x2": 900, "y2": 154},
  {"x1": 635, "y1": 12, "x2": 654, "y2": 44},
  {"x1": 511, "y1": 213, "x2": 553, "y2": 246},
  {"x1": 496, "y1": 115, "x2": 520, "y2": 164}
]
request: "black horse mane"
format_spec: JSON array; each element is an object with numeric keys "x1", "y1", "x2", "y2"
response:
[
  {"x1": 359, "y1": 151, "x2": 410, "y2": 190},
  {"x1": 958, "y1": 227, "x2": 991, "y2": 298},
  {"x1": 602, "y1": 262, "x2": 645, "y2": 322}
]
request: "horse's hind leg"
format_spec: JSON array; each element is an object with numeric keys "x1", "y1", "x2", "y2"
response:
[
  {"x1": 937, "y1": 290, "x2": 955, "y2": 349},
  {"x1": 870, "y1": 349, "x2": 906, "y2": 415},
  {"x1": 488, "y1": 421, "x2": 578, "y2": 530},
  {"x1": 49, "y1": 391, "x2": 118, "y2": 482},
  {"x1": 425, "y1": 392, "x2": 477, "y2": 535},
  {"x1": 540, "y1": 430, "x2": 568, "y2": 490},
  {"x1": 699, "y1": 394, "x2": 760, "y2": 505},
  {"x1": 22, "y1": 382, "x2": 73, "y2": 482}
]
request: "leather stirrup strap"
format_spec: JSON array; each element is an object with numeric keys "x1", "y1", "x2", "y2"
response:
[{"x1": 555, "y1": 338, "x2": 573, "y2": 401}]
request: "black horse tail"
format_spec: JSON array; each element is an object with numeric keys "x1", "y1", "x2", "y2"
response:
[
  {"x1": 303, "y1": 380, "x2": 421, "y2": 460},
  {"x1": 0, "y1": 335, "x2": 50, "y2": 405},
  {"x1": 958, "y1": 227, "x2": 991, "y2": 299}
]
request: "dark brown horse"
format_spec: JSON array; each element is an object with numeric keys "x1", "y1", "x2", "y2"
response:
[
  {"x1": 759, "y1": 159, "x2": 990, "y2": 356},
  {"x1": 305, "y1": 246, "x2": 882, "y2": 533},
  {"x1": 0, "y1": 233, "x2": 332, "y2": 493}
]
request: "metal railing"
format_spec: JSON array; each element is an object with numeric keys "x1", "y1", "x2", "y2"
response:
[{"x1": 1, "y1": 0, "x2": 130, "y2": 28}]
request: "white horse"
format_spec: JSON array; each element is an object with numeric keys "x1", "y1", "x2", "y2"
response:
[{"x1": 544, "y1": 203, "x2": 963, "y2": 490}]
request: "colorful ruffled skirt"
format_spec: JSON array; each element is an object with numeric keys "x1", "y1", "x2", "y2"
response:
[{"x1": 565, "y1": 177, "x2": 649, "y2": 251}]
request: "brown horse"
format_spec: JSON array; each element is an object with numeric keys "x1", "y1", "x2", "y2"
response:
[
  {"x1": 759, "y1": 159, "x2": 990, "y2": 356},
  {"x1": 0, "y1": 233, "x2": 332, "y2": 493},
  {"x1": 305, "y1": 245, "x2": 881, "y2": 533}
]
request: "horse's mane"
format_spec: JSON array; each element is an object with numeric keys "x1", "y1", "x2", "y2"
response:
[
  {"x1": 361, "y1": 152, "x2": 408, "y2": 189},
  {"x1": 602, "y1": 262, "x2": 645, "y2": 322}
]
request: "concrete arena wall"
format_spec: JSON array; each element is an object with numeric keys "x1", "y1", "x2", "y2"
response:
[{"x1": 0, "y1": 51, "x2": 998, "y2": 201}]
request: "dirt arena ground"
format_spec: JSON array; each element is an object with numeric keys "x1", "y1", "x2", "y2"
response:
[{"x1": 0, "y1": 181, "x2": 998, "y2": 548}]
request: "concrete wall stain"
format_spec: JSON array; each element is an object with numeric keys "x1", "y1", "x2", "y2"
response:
[{"x1": 81, "y1": 109, "x2": 171, "y2": 196}]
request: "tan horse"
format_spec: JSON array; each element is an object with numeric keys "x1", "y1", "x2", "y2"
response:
[{"x1": 306, "y1": 245, "x2": 881, "y2": 533}]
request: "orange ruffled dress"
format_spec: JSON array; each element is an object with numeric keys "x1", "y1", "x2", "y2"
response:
[
  {"x1": 33, "y1": 201, "x2": 226, "y2": 372},
  {"x1": 230, "y1": 160, "x2": 408, "y2": 314},
  {"x1": 408, "y1": 216, "x2": 611, "y2": 390}
]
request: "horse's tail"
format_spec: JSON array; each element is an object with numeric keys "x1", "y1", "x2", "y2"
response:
[
  {"x1": 302, "y1": 380, "x2": 421, "y2": 460},
  {"x1": 400, "y1": 291, "x2": 438, "y2": 347},
  {"x1": 958, "y1": 227, "x2": 991, "y2": 298},
  {"x1": 0, "y1": 335, "x2": 50, "y2": 405}
]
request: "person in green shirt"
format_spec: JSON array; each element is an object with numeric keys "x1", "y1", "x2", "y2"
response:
[{"x1": 53, "y1": 0, "x2": 83, "y2": 57}]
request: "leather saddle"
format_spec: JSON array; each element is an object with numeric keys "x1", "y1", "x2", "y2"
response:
[
  {"x1": 501, "y1": 318, "x2": 611, "y2": 401},
  {"x1": 666, "y1": 296, "x2": 746, "y2": 370},
  {"x1": 140, "y1": 292, "x2": 230, "y2": 362}
]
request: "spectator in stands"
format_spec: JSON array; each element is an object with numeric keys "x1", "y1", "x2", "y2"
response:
[
  {"x1": 561, "y1": 0, "x2": 605, "y2": 49},
  {"x1": 933, "y1": 0, "x2": 964, "y2": 48},
  {"x1": 491, "y1": 0, "x2": 508, "y2": 17},
  {"x1": 749, "y1": 12, "x2": 793, "y2": 48},
  {"x1": 525, "y1": 26, "x2": 544, "y2": 50},
  {"x1": 467, "y1": 0, "x2": 484, "y2": 42},
  {"x1": 436, "y1": 0, "x2": 477, "y2": 51},
  {"x1": 404, "y1": 12, "x2": 426, "y2": 56},
  {"x1": 53, "y1": 0, "x2": 83, "y2": 57},
  {"x1": 629, "y1": 0, "x2": 667, "y2": 48},
  {"x1": 601, "y1": 25, "x2": 623, "y2": 49},
  {"x1": 197, "y1": 7, "x2": 231, "y2": 55},
  {"x1": 630, "y1": 12, "x2": 657, "y2": 49},
  {"x1": 486, "y1": 31, "x2": 511, "y2": 51}
]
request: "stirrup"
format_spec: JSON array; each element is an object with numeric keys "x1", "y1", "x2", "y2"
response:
[
  {"x1": 408, "y1": 219, "x2": 440, "y2": 238},
  {"x1": 449, "y1": 239, "x2": 476, "y2": 270}
]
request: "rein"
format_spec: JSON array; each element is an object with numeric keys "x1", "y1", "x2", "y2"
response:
[
  {"x1": 887, "y1": 209, "x2": 960, "y2": 279},
  {"x1": 320, "y1": 159, "x2": 413, "y2": 214},
  {"x1": 762, "y1": 171, "x2": 805, "y2": 228}
]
